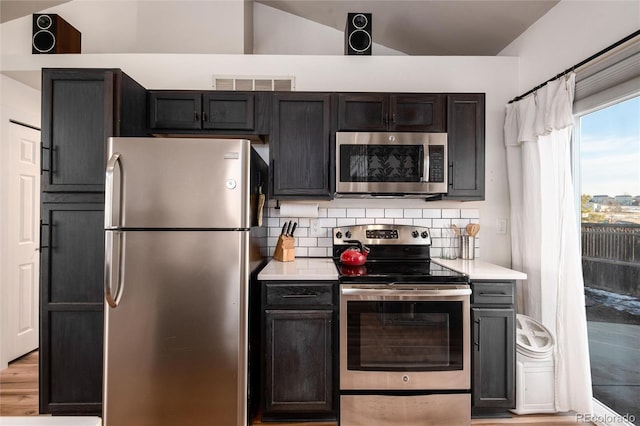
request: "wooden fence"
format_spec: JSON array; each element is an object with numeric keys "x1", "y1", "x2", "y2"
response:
[{"x1": 581, "y1": 223, "x2": 640, "y2": 297}]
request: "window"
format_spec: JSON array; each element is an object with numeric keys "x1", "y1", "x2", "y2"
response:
[{"x1": 575, "y1": 95, "x2": 640, "y2": 424}]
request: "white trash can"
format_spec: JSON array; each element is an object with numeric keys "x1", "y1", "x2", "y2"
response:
[{"x1": 511, "y1": 314, "x2": 557, "y2": 415}]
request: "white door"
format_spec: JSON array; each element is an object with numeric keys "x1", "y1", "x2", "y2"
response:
[{"x1": 2, "y1": 122, "x2": 40, "y2": 365}]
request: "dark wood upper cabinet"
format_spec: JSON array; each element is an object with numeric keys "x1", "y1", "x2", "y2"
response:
[
  {"x1": 445, "y1": 94, "x2": 485, "y2": 200},
  {"x1": 148, "y1": 91, "x2": 202, "y2": 130},
  {"x1": 337, "y1": 93, "x2": 445, "y2": 132},
  {"x1": 202, "y1": 92, "x2": 254, "y2": 130},
  {"x1": 270, "y1": 92, "x2": 333, "y2": 199},
  {"x1": 41, "y1": 69, "x2": 146, "y2": 192},
  {"x1": 148, "y1": 90, "x2": 269, "y2": 134}
]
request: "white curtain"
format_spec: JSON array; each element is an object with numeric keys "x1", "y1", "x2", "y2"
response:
[{"x1": 504, "y1": 73, "x2": 593, "y2": 414}]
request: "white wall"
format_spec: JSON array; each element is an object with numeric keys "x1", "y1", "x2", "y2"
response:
[
  {"x1": 0, "y1": 75, "x2": 41, "y2": 369},
  {"x1": 0, "y1": 1, "x2": 250, "y2": 55},
  {"x1": 253, "y1": 3, "x2": 404, "y2": 55},
  {"x1": 499, "y1": 0, "x2": 640, "y2": 94}
]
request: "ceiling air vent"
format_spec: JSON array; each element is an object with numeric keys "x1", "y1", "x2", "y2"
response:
[{"x1": 212, "y1": 75, "x2": 295, "y2": 91}]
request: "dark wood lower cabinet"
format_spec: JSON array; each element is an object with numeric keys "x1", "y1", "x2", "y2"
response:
[
  {"x1": 264, "y1": 310, "x2": 333, "y2": 415},
  {"x1": 471, "y1": 281, "x2": 516, "y2": 417},
  {"x1": 260, "y1": 281, "x2": 337, "y2": 421},
  {"x1": 40, "y1": 198, "x2": 105, "y2": 415}
]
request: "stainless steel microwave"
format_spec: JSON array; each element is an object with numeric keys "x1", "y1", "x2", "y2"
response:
[{"x1": 335, "y1": 132, "x2": 448, "y2": 197}]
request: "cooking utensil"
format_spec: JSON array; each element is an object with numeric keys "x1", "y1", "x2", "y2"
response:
[
  {"x1": 452, "y1": 224, "x2": 461, "y2": 236},
  {"x1": 340, "y1": 240, "x2": 371, "y2": 266},
  {"x1": 466, "y1": 223, "x2": 480, "y2": 237},
  {"x1": 280, "y1": 223, "x2": 288, "y2": 236},
  {"x1": 290, "y1": 222, "x2": 297, "y2": 236},
  {"x1": 285, "y1": 221, "x2": 292, "y2": 236}
]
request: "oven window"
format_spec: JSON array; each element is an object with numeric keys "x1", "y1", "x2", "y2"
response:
[
  {"x1": 346, "y1": 300, "x2": 464, "y2": 371},
  {"x1": 339, "y1": 145, "x2": 423, "y2": 183}
]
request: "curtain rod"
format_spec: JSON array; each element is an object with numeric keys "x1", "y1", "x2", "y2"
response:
[{"x1": 508, "y1": 29, "x2": 640, "y2": 104}]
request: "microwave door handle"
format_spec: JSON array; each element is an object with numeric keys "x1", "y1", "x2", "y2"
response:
[{"x1": 421, "y1": 146, "x2": 429, "y2": 183}]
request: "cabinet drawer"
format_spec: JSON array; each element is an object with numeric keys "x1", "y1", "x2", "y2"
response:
[
  {"x1": 265, "y1": 283, "x2": 334, "y2": 307},
  {"x1": 471, "y1": 281, "x2": 514, "y2": 305}
]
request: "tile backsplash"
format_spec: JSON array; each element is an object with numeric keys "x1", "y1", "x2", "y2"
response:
[{"x1": 267, "y1": 205, "x2": 480, "y2": 259}]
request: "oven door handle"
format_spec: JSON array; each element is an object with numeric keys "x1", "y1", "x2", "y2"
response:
[{"x1": 341, "y1": 287, "x2": 471, "y2": 298}]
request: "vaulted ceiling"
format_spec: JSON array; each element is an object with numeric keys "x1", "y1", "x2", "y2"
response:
[{"x1": 1, "y1": 0, "x2": 559, "y2": 55}]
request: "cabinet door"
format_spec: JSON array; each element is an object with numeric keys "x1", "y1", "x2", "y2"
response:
[
  {"x1": 390, "y1": 94, "x2": 445, "y2": 131},
  {"x1": 202, "y1": 92, "x2": 255, "y2": 130},
  {"x1": 271, "y1": 93, "x2": 332, "y2": 198},
  {"x1": 41, "y1": 69, "x2": 115, "y2": 192},
  {"x1": 446, "y1": 94, "x2": 485, "y2": 200},
  {"x1": 263, "y1": 309, "x2": 334, "y2": 417},
  {"x1": 337, "y1": 93, "x2": 388, "y2": 131},
  {"x1": 471, "y1": 308, "x2": 515, "y2": 408},
  {"x1": 148, "y1": 91, "x2": 202, "y2": 130},
  {"x1": 40, "y1": 201, "x2": 105, "y2": 415}
]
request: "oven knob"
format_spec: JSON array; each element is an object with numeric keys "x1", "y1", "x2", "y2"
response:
[
  {"x1": 402, "y1": 375, "x2": 409, "y2": 382},
  {"x1": 336, "y1": 231, "x2": 343, "y2": 239},
  {"x1": 345, "y1": 231, "x2": 352, "y2": 239},
  {"x1": 411, "y1": 230, "x2": 419, "y2": 238},
  {"x1": 421, "y1": 231, "x2": 429, "y2": 239}
]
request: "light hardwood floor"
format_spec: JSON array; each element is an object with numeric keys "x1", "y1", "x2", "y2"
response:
[
  {"x1": 0, "y1": 351, "x2": 590, "y2": 425},
  {"x1": 0, "y1": 350, "x2": 38, "y2": 416}
]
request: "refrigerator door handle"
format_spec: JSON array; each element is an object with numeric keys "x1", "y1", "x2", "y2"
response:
[
  {"x1": 105, "y1": 152, "x2": 122, "y2": 229},
  {"x1": 105, "y1": 230, "x2": 125, "y2": 308}
]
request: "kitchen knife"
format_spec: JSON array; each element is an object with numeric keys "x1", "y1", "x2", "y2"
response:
[
  {"x1": 285, "y1": 221, "x2": 292, "y2": 236},
  {"x1": 290, "y1": 222, "x2": 297, "y2": 236},
  {"x1": 281, "y1": 222, "x2": 288, "y2": 236}
]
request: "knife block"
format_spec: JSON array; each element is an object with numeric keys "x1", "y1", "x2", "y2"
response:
[{"x1": 273, "y1": 235, "x2": 295, "y2": 262}]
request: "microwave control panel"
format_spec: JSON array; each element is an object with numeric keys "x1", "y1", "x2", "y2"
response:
[{"x1": 428, "y1": 145, "x2": 445, "y2": 183}]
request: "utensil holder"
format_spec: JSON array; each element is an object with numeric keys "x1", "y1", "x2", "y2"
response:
[
  {"x1": 459, "y1": 236, "x2": 475, "y2": 260},
  {"x1": 273, "y1": 235, "x2": 295, "y2": 262},
  {"x1": 442, "y1": 237, "x2": 458, "y2": 259}
]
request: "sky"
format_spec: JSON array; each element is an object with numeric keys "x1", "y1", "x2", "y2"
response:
[{"x1": 579, "y1": 95, "x2": 640, "y2": 197}]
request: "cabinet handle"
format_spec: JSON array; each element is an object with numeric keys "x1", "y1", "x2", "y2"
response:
[
  {"x1": 474, "y1": 317, "x2": 481, "y2": 350},
  {"x1": 194, "y1": 111, "x2": 199, "y2": 122},
  {"x1": 448, "y1": 162, "x2": 454, "y2": 187},
  {"x1": 384, "y1": 115, "x2": 388, "y2": 125},
  {"x1": 202, "y1": 112, "x2": 208, "y2": 122},
  {"x1": 39, "y1": 220, "x2": 50, "y2": 249},
  {"x1": 40, "y1": 144, "x2": 50, "y2": 173},
  {"x1": 282, "y1": 293, "x2": 319, "y2": 299},
  {"x1": 479, "y1": 292, "x2": 507, "y2": 296},
  {"x1": 391, "y1": 113, "x2": 396, "y2": 124},
  {"x1": 41, "y1": 144, "x2": 55, "y2": 174}
]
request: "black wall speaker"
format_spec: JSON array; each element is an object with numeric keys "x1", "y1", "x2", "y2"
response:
[
  {"x1": 345, "y1": 13, "x2": 372, "y2": 55},
  {"x1": 32, "y1": 14, "x2": 81, "y2": 54}
]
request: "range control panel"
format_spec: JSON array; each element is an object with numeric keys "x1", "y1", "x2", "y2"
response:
[{"x1": 333, "y1": 224, "x2": 431, "y2": 246}]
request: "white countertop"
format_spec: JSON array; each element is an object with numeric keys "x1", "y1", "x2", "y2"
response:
[
  {"x1": 258, "y1": 257, "x2": 339, "y2": 281},
  {"x1": 0, "y1": 418, "x2": 101, "y2": 426},
  {"x1": 258, "y1": 257, "x2": 526, "y2": 281},
  {"x1": 433, "y1": 258, "x2": 527, "y2": 280}
]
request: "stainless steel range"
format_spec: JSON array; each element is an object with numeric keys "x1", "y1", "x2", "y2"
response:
[{"x1": 333, "y1": 224, "x2": 471, "y2": 426}]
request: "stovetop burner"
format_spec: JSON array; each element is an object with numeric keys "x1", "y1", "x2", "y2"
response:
[
  {"x1": 336, "y1": 260, "x2": 468, "y2": 283},
  {"x1": 332, "y1": 224, "x2": 468, "y2": 284}
]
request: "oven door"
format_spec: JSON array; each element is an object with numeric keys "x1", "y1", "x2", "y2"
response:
[
  {"x1": 335, "y1": 132, "x2": 448, "y2": 195},
  {"x1": 340, "y1": 284, "x2": 470, "y2": 391}
]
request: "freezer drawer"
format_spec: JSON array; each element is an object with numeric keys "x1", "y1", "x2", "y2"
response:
[{"x1": 103, "y1": 230, "x2": 248, "y2": 426}]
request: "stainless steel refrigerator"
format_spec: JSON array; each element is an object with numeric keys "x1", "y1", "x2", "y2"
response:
[{"x1": 103, "y1": 137, "x2": 267, "y2": 426}]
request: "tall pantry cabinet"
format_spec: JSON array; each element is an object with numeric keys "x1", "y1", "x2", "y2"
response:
[{"x1": 39, "y1": 69, "x2": 146, "y2": 414}]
